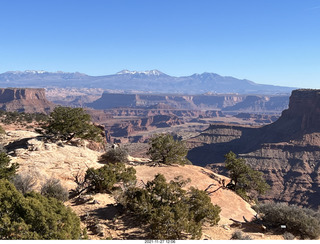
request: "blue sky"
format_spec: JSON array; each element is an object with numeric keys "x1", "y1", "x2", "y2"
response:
[{"x1": 0, "y1": 0, "x2": 320, "y2": 88}]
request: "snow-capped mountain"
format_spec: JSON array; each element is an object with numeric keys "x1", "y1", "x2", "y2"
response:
[
  {"x1": 0, "y1": 69, "x2": 296, "y2": 94},
  {"x1": 116, "y1": 69, "x2": 165, "y2": 76}
]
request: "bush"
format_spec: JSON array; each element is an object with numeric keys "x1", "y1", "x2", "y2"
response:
[
  {"x1": 118, "y1": 174, "x2": 221, "y2": 239},
  {"x1": 0, "y1": 179, "x2": 81, "y2": 239},
  {"x1": 147, "y1": 133, "x2": 190, "y2": 165},
  {"x1": 0, "y1": 152, "x2": 19, "y2": 180},
  {"x1": 85, "y1": 162, "x2": 136, "y2": 193},
  {"x1": 283, "y1": 232, "x2": 295, "y2": 240},
  {"x1": 99, "y1": 148, "x2": 128, "y2": 164},
  {"x1": 40, "y1": 178, "x2": 69, "y2": 202},
  {"x1": 0, "y1": 125, "x2": 5, "y2": 134},
  {"x1": 12, "y1": 174, "x2": 37, "y2": 195},
  {"x1": 0, "y1": 111, "x2": 48, "y2": 125},
  {"x1": 253, "y1": 203, "x2": 320, "y2": 239},
  {"x1": 231, "y1": 231, "x2": 253, "y2": 240}
]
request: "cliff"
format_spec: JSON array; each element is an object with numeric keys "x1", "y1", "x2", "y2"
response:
[
  {"x1": 87, "y1": 93, "x2": 289, "y2": 113},
  {"x1": 0, "y1": 88, "x2": 55, "y2": 114},
  {"x1": 187, "y1": 89, "x2": 320, "y2": 209},
  {"x1": 271, "y1": 89, "x2": 320, "y2": 133},
  {"x1": 93, "y1": 108, "x2": 222, "y2": 119}
]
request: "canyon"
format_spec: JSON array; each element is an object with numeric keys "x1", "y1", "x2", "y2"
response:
[
  {"x1": 1, "y1": 86, "x2": 319, "y2": 210},
  {"x1": 187, "y1": 89, "x2": 320, "y2": 209},
  {"x1": 86, "y1": 92, "x2": 289, "y2": 113}
]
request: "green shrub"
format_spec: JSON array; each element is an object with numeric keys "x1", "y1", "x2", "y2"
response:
[
  {"x1": 0, "y1": 179, "x2": 81, "y2": 240},
  {"x1": 0, "y1": 125, "x2": 5, "y2": 134},
  {"x1": 85, "y1": 162, "x2": 136, "y2": 193},
  {"x1": 118, "y1": 174, "x2": 221, "y2": 240},
  {"x1": 99, "y1": 148, "x2": 128, "y2": 164},
  {"x1": 0, "y1": 111, "x2": 48, "y2": 125},
  {"x1": 253, "y1": 203, "x2": 320, "y2": 239},
  {"x1": 40, "y1": 178, "x2": 69, "y2": 202},
  {"x1": 0, "y1": 152, "x2": 19, "y2": 180},
  {"x1": 147, "y1": 133, "x2": 190, "y2": 165}
]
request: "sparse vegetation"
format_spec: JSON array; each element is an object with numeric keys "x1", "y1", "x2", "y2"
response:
[
  {"x1": 0, "y1": 125, "x2": 5, "y2": 134},
  {"x1": 147, "y1": 133, "x2": 190, "y2": 165},
  {"x1": 41, "y1": 106, "x2": 103, "y2": 142},
  {"x1": 0, "y1": 179, "x2": 82, "y2": 240},
  {"x1": 224, "y1": 151, "x2": 269, "y2": 201},
  {"x1": 117, "y1": 174, "x2": 221, "y2": 240},
  {"x1": 253, "y1": 202, "x2": 320, "y2": 239},
  {"x1": 0, "y1": 110, "x2": 48, "y2": 125},
  {"x1": 99, "y1": 148, "x2": 128, "y2": 164},
  {"x1": 283, "y1": 232, "x2": 295, "y2": 240},
  {"x1": 0, "y1": 152, "x2": 19, "y2": 180},
  {"x1": 85, "y1": 162, "x2": 136, "y2": 193},
  {"x1": 40, "y1": 178, "x2": 69, "y2": 202},
  {"x1": 12, "y1": 173, "x2": 37, "y2": 195},
  {"x1": 231, "y1": 231, "x2": 253, "y2": 240}
]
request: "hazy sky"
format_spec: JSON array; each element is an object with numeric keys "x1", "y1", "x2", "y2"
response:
[{"x1": 1, "y1": 0, "x2": 320, "y2": 88}]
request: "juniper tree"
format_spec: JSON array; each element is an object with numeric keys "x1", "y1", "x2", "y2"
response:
[
  {"x1": 147, "y1": 133, "x2": 190, "y2": 165},
  {"x1": 224, "y1": 151, "x2": 269, "y2": 200},
  {"x1": 0, "y1": 179, "x2": 82, "y2": 240},
  {"x1": 42, "y1": 106, "x2": 103, "y2": 142},
  {"x1": 0, "y1": 152, "x2": 18, "y2": 180},
  {"x1": 85, "y1": 162, "x2": 136, "y2": 193},
  {"x1": 118, "y1": 174, "x2": 221, "y2": 239}
]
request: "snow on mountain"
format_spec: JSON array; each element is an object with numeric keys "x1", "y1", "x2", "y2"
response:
[{"x1": 116, "y1": 69, "x2": 165, "y2": 76}]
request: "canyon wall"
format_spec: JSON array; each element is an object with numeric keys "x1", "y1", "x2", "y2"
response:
[
  {"x1": 0, "y1": 88, "x2": 55, "y2": 114},
  {"x1": 187, "y1": 89, "x2": 320, "y2": 209},
  {"x1": 87, "y1": 93, "x2": 289, "y2": 113},
  {"x1": 104, "y1": 114, "x2": 184, "y2": 143}
]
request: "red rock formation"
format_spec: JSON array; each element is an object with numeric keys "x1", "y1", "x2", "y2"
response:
[
  {"x1": 188, "y1": 89, "x2": 320, "y2": 209},
  {"x1": 87, "y1": 92, "x2": 289, "y2": 112},
  {"x1": 0, "y1": 88, "x2": 55, "y2": 114},
  {"x1": 277, "y1": 89, "x2": 320, "y2": 132},
  {"x1": 105, "y1": 114, "x2": 184, "y2": 143},
  {"x1": 88, "y1": 108, "x2": 222, "y2": 121}
]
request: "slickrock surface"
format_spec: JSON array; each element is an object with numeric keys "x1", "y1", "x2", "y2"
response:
[
  {"x1": 3, "y1": 130, "x2": 102, "y2": 190},
  {"x1": 1, "y1": 129, "x2": 271, "y2": 240}
]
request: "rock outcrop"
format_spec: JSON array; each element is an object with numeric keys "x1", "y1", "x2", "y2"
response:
[
  {"x1": 1, "y1": 129, "x2": 263, "y2": 240},
  {"x1": 0, "y1": 88, "x2": 55, "y2": 113},
  {"x1": 187, "y1": 89, "x2": 320, "y2": 209}
]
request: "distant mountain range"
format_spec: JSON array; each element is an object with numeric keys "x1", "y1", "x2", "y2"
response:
[{"x1": 0, "y1": 69, "x2": 296, "y2": 94}]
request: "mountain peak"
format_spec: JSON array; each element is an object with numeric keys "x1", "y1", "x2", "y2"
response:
[
  {"x1": 116, "y1": 69, "x2": 165, "y2": 76},
  {"x1": 4, "y1": 70, "x2": 47, "y2": 75}
]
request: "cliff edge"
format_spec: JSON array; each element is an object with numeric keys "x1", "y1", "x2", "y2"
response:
[
  {"x1": 0, "y1": 88, "x2": 55, "y2": 114},
  {"x1": 188, "y1": 89, "x2": 320, "y2": 208}
]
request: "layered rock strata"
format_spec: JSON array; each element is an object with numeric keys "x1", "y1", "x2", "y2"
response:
[
  {"x1": 187, "y1": 89, "x2": 320, "y2": 208},
  {"x1": 87, "y1": 93, "x2": 289, "y2": 113},
  {"x1": 0, "y1": 88, "x2": 55, "y2": 113}
]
